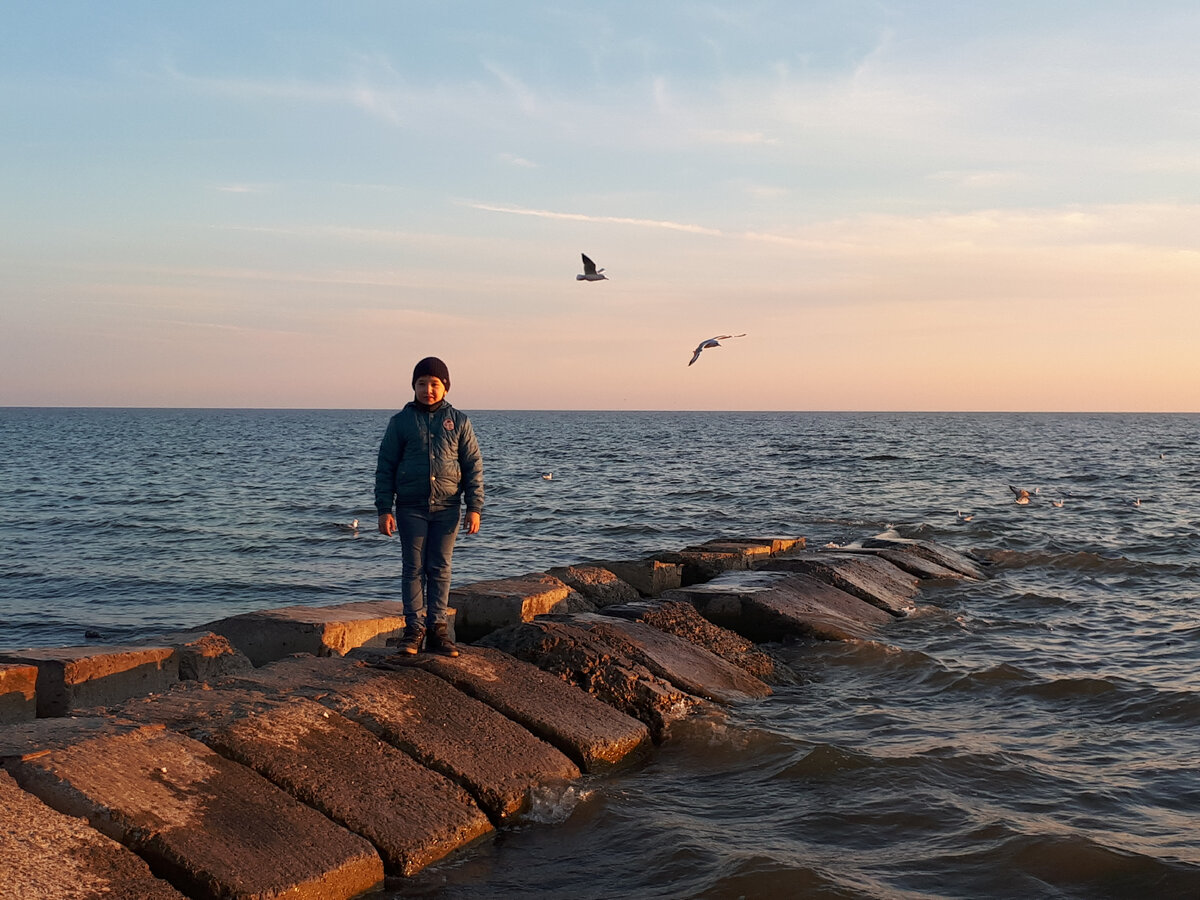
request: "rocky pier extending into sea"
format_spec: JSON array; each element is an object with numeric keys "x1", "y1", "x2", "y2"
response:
[{"x1": 0, "y1": 534, "x2": 985, "y2": 899}]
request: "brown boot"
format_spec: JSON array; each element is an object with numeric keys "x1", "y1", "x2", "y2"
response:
[
  {"x1": 398, "y1": 625, "x2": 424, "y2": 656},
  {"x1": 427, "y1": 622, "x2": 459, "y2": 657}
]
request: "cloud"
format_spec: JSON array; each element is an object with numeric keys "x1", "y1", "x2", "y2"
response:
[
  {"x1": 162, "y1": 59, "x2": 408, "y2": 125},
  {"x1": 480, "y1": 60, "x2": 540, "y2": 117},
  {"x1": 497, "y1": 152, "x2": 538, "y2": 168},
  {"x1": 214, "y1": 183, "x2": 270, "y2": 193},
  {"x1": 691, "y1": 128, "x2": 779, "y2": 146},
  {"x1": 464, "y1": 201, "x2": 724, "y2": 236},
  {"x1": 926, "y1": 170, "x2": 1033, "y2": 189}
]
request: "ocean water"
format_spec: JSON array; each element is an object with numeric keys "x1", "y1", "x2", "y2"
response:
[{"x1": 1, "y1": 409, "x2": 1198, "y2": 899}]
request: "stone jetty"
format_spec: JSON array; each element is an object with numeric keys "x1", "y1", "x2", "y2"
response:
[{"x1": 0, "y1": 534, "x2": 984, "y2": 899}]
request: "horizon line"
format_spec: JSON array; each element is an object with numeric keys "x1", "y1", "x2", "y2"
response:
[{"x1": 2, "y1": 405, "x2": 1197, "y2": 415}]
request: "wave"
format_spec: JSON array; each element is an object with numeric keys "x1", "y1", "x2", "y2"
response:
[
  {"x1": 772, "y1": 742, "x2": 876, "y2": 778},
  {"x1": 690, "y1": 853, "x2": 878, "y2": 899},
  {"x1": 944, "y1": 663, "x2": 1200, "y2": 726},
  {"x1": 980, "y1": 548, "x2": 1155, "y2": 574},
  {"x1": 945, "y1": 831, "x2": 1200, "y2": 897},
  {"x1": 1018, "y1": 677, "x2": 1200, "y2": 726}
]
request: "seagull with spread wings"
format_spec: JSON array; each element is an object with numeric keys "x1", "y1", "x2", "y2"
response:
[
  {"x1": 576, "y1": 253, "x2": 607, "y2": 281},
  {"x1": 688, "y1": 333, "x2": 747, "y2": 366},
  {"x1": 1009, "y1": 485, "x2": 1040, "y2": 505}
]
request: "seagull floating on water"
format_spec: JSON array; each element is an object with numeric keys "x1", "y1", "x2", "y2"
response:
[
  {"x1": 688, "y1": 333, "x2": 747, "y2": 366},
  {"x1": 542, "y1": 472, "x2": 553, "y2": 480},
  {"x1": 1131, "y1": 498, "x2": 1141, "y2": 507},
  {"x1": 576, "y1": 253, "x2": 607, "y2": 281},
  {"x1": 956, "y1": 510, "x2": 974, "y2": 522},
  {"x1": 336, "y1": 519, "x2": 359, "y2": 533},
  {"x1": 1051, "y1": 498, "x2": 1065, "y2": 508}
]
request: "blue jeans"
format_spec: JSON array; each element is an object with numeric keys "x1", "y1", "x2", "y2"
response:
[{"x1": 395, "y1": 505, "x2": 460, "y2": 629}]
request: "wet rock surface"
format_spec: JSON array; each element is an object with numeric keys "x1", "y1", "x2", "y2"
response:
[
  {"x1": 663, "y1": 570, "x2": 894, "y2": 642},
  {"x1": 564, "y1": 613, "x2": 773, "y2": 704},
  {"x1": 478, "y1": 619, "x2": 703, "y2": 741},
  {"x1": 757, "y1": 551, "x2": 919, "y2": 616},
  {"x1": 601, "y1": 598, "x2": 781, "y2": 682},
  {"x1": 860, "y1": 536, "x2": 987, "y2": 579},
  {"x1": 837, "y1": 546, "x2": 969, "y2": 580}
]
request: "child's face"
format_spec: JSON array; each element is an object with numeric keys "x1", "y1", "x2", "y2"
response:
[{"x1": 414, "y1": 375, "x2": 447, "y2": 405}]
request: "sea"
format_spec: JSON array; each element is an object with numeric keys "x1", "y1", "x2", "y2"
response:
[{"x1": 1, "y1": 408, "x2": 1197, "y2": 899}]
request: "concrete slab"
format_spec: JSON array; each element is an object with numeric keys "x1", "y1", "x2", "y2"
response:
[
  {"x1": 449, "y1": 573, "x2": 571, "y2": 642},
  {"x1": 222, "y1": 655, "x2": 581, "y2": 823},
  {"x1": 835, "y1": 546, "x2": 967, "y2": 580},
  {"x1": 545, "y1": 564, "x2": 641, "y2": 608},
  {"x1": 662, "y1": 570, "x2": 894, "y2": 643},
  {"x1": 600, "y1": 599, "x2": 781, "y2": 681},
  {"x1": 477, "y1": 619, "x2": 703, "y2": 741},
  {"x1": 653, "y1": 548, "x2": 752, "y2": 586},
  {"x1": 2, "y1": 718, "x2": 383, "y2": 899},
  {"x1": 0, "y1": 768, "x2": 187, "y2": 900},
  {"x1": 687, "y1": 539, "x2": 777, "y2": 562},
  {"x1": 567, "y1": 614, "x2": 773, "y2": 705},
  {"x1": 594, "y1": 558, "x2": 683, "y2": 597},
  {"x1": 117, "y1": 686, "x2": 492, "y2": 876},
  {"x1": 0, "y1": 644, "x2": 179, "y2": 718},
  {"x1": 0, "y1": 662, "x2": 37, "y2": 725},
  {"x1": 860, "y1": 536, "x2": 987, "y2": 580},
  {"x1": 0, "y1": 717, "x2": 147, "y2": 762},
  {"x1": 738, "y1": 536, "x2": 806, "y2": 554},
  {"x1": 758, "y1": 551, "x2": 919, "y2": 617},
  {"x1": 153, "y1": 631, "x2": 253, "y2": 682},
  {"x1": 364, "y1": 645, "x2": 652, "y2": 773},
  {"x1": 204, "y1": 599, "x2": 409, "y2": 667}
]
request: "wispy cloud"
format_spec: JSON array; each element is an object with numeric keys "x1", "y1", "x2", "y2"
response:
[
  {"x1": 163, "y1": 60, "x2": 408, "y2": 125},
  {"x1": 692, "y1": 128, "x2": 780, "y2": 146},
  {"x1": 497, "y1": 152, "x2": 538, "y2": 168},
  {"x1": 214, "y1": 183, "x2": 271, "y2": 193},
  {"x1": 926, "y1": 170, "x2": 1032, "y2": 189},
  {"x1": 480, "y1": 60, "x2": 540, "y2": 116},
  {"x1": 464, "y1": 201, "x2": 723, "y2": 236}
]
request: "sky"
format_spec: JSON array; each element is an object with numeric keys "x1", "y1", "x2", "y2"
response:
[{"x1": 2, "y1": 1, "x2": 1199, "y2": 411}]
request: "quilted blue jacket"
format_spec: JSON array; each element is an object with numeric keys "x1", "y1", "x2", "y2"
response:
[{"x1": 373, "y1": 402, "x2": 484, "y2": 515}]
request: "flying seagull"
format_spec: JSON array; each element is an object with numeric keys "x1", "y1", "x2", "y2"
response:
[
  {"x1": 688, "y1": 333, "x2": 747, "y2": 366},
  {"x1": 577, "y1": 253, "x2": 607, "y2": 281},
  {"x1": 1009, "y1": 485, "x2": 1034, "y2": 505}
]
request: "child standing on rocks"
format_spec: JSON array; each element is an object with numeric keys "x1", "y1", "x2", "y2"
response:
[{"x1": 374, "y1": 357, "x2": 484, "y2": 657}]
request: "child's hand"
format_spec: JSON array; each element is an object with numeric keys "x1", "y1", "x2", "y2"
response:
[
  {"x1": 464, "y1": 511, "x2": 480, "y2": 535},
  {"x1": 378, "y1": 513, "x2": 396, "y2": 536}
]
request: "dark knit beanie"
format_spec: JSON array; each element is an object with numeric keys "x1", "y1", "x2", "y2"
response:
[{"x1": 412, "y1": 356, "x2": 451, "y2": 389}]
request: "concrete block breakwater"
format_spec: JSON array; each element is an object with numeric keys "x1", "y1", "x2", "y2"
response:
[{"x1": 0, "y1": 535, "x2": 983, "y2": 899}]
